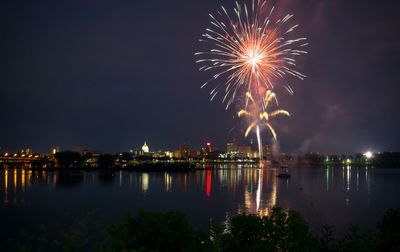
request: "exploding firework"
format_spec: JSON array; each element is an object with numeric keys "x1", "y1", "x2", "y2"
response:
[
  {"x1": 195, "y1": 0, "x2": 307, "y2": 109},
  {"x1": 238, "y1": 91, "x2": 290, "y2": 159},
  {"x1": 195, "y1": 0, "x2": 306, "y2": 161}
]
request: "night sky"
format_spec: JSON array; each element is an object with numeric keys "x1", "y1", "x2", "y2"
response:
[{"x1": 1, "y1": 0, "x2": 399, "y2": 154}]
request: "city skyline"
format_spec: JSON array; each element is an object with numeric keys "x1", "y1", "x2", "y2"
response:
[{"x1": 0, "y1": 139, "x2": 379, "y2": 157}]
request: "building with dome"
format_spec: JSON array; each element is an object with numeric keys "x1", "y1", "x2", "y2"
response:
[{"x1": 142, "y1": 141, "x2": 149, "y2": 153}]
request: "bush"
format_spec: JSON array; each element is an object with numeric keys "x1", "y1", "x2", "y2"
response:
[
  {"x1": 221, "y1": 207, "x2": 318, "y2": 251},
  {"x1": 106, "y1": 207, "x2": 400, "y2": 252},
  {"x1": 376, "y1": 208, "x2": 400, "y2": 251},
  {"x1": 108, "y1": 210, "x2": 202, "y2": 252}
]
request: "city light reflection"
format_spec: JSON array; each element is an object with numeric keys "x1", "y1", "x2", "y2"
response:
[
  {"x1": 260, "y1": 171, "x2": 277, "y2": 217},
  {"x1": 346, "y1": 165, "x2": 351, "y2": 191},
  {"x1": 13, "y1": 169, "x2": 17, "y2": 190},
  {"x1": 164, "y1": 172, "x2": 172, "y2": 192},
  {"x1": 141, "y1": 173, "x2": 149, "y2": 193},
  {"x1": 356, "y1": 168, "x2": 359, "y2": 191},
  {"x1": 0, "y1": 165, "x2": 379, "y2": 216},
  {"x1": 205, "y1": 170, "x2": 211, "y2": 197},
  {"x1": 241, "y1": 167, "x2": 278, "y2": 217},
  {"x1": 256, "y1": 169, "x2": 262, "y2": 212},
  {"x1": 21, "y1": 169, "x2": 25, "y2": 191},
  {"x1": 326, "y1": 167, "x2": 330, "y2": 191},
  {"x1": 4, "y1": 169, "x2": 8, "y2": 204}
]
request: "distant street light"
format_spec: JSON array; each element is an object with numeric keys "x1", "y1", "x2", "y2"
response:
[{"x1": 363, "y1": 151, "x2": 373, "y2": 159}]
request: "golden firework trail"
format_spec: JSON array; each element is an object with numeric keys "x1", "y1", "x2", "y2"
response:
[
  {"x1": 195, "y1": 0, "x2": 307, "y2": 109},
  {"x1": 238, "y1": 91, "x2": 290, "y2": 159}
]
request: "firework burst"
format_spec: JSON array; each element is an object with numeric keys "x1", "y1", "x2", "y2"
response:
[
  {"x1": 195, "y1": 0, "x2": 307, "y2": 109},
  {"x1": 195, "y1": 0, "x2": 307, "y2": 161},
  {"x1": 238, "y1": 91, "x2": 290, "y2": 159}
]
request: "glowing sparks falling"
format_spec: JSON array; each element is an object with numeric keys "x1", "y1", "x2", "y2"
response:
[
  {"x1": 195, "y1": 0, "x2": 307, "y2": 160},
  {"x1": 195, "y1": 0, "x2": 307, "y2": 109},
  {"x1": 238, "y1": 92, "x2": 290, "y2": 159}
]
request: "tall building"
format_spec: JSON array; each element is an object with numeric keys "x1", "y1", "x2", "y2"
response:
[
  {"x1": 51, "y1": 147, "x2": 60, "y2": 155},
  {"x1": 75, "y1": 145, "x2": 89, "y2": 154},
  {"x1": 227, "y1": 141, "x2": 238, "y2": 153},
  {"x1": 180, "y1": 143, "x2": 189, "y2": 158},
  {"x1": 205, "y1": 142, "x2": 212, "y2": 153},
  {"x1": 239, "y1": 145, "x2": 252, "y2": 157},
  {"x1": 173, "y1": 150, "x2": 182, "y2": 159},
  {"x1": 263, "y1": 145, "x2": 273, "y2": 160},
  {"x1": 21, "y1": 148, "x2": 32, "y2": 154},
  {"x1": 189, "y1": 149, "x2": 203, "y2": 158},
  {"x1": 248, "y1": 151, "x2": 259, "y2": 159},
  {"x1": 142, "y1": 141, "x2": 149, "y2": 153}
]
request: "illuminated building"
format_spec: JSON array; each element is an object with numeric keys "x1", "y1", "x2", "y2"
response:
[
  {"x1": 164, "y1": 151, "x2": 174, "y2": 158},
  {"x1": 75, "y1": 145, "x2": 90, "y2": 154},
  {"x1": 180, "y1": 144, "x2": 189, "y2": 158},
  {"x1": 239, "y1": 145, "x2": 252, "y2": 157},
  {"x1": 51, "y1": 147, "x2": 60, "y2": 155},
  {"x1": 263, "y1": 145, "x2": 273, "y2": 160},
  {"x1": 142, "y1": 141, "x2": 149, "y2": 153},
  {"x1": 152, "y1": 151, "x2": 167, "y2": 159},
  {"x1": 249, "y1": 151, "x2": 259, "y2": 159},
  {"x1": 207, "y1": 150, "x2": 225, "y2": 160},
  {"x1": 227, "y1": 141, "x2": 238, "y2": 153},
  {"x1": 173, "y1": 150, "x2": 181, "y2": 159},
  {"x1": 21, "y1": 148, "x2": 32, "y2": 154},
  {"x1": 205, "y1": 142, "x2": 212, "y2": 153},
  {"x1": 189, "y1": 149, "x2": 203, "y2": 159}
]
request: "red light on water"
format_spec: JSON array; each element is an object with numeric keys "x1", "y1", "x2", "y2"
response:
[{"x1": 206, "y1": 170, "x2": 211, "y2": 198}]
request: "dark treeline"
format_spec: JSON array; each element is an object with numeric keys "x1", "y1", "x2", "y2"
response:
[
  {"x1": 54, "y1": 151, "x2": 118, "y2": 169},
  {"x1": 48, "y1": 151, "x2": 193, "y2": 171},
  {"x1": 298, "y1": 152, "x2": 400, "y2": 168},
  {"x1": 14, "y1": 207, "x2": 400, "y2": 251},
  {"x1": 373, "y1": 152, "x2": 400, "y2": 168},
  {"x1": 22, "y1": 150, "x2": 400, "y2": 170}
]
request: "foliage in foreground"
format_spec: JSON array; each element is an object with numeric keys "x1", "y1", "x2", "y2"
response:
[
  {"x1": 13, "y1": 208, "x2": 400, "y2": 251},
  {"x1": 104, "y1": 208, "x2": 400, "y2": 252}
]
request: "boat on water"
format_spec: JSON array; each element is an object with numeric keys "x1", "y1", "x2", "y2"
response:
[
  {"x1": 276, "y1": 173, "x2": 291, "y2": 179},
  {"x1": 277, "y1": 165, "x2": 291, "y2": 178}
]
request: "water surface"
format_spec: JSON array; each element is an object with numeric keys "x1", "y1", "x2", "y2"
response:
[{"x1": 1, "y1": 165, "x2": 399, "y2": 246}]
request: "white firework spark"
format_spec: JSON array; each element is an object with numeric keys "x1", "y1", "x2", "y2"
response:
[{"x1": 195, "y1": 0, "x2": 307, "y2": 109}]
